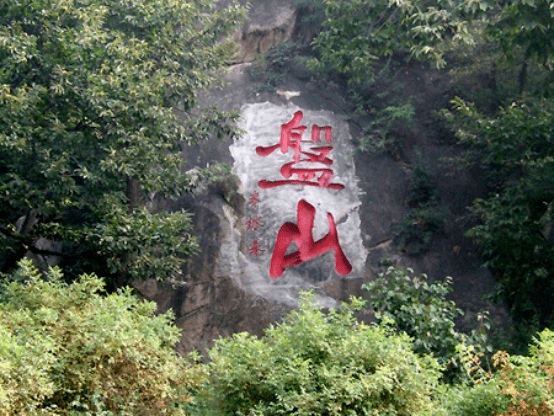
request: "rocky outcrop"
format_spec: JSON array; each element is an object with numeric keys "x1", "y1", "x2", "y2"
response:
[
  {"x1": 134, "y1": 188, "x2": 292, "y2": 356},
  {"x1": 135, "y1": 56, "x2": 511, "y2": 355},
  {"x1": 219, "y1": 0, "x2": 297, "y2": 63},
  {"x1": 132, "y1": 1, "x2": 512, "y2": 356}
]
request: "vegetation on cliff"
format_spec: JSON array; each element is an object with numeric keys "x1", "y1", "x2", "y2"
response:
[
  {"x1": 268, "y1": 0, "x2": 554, "y2": 347},
  {"x1": 1, "y1": 0, "x2": 554, "y2": 413}
]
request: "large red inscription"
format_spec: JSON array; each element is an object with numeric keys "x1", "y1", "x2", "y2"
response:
[
  {"x1": 270, "y1": 199, "x2": 352, "y2": 278},
  {"x1": 255, "y1": 111, "x2": 345, "y2": 190},
  {"x1": 250, "y1": 110, "x2": 352, "y2": 278}
]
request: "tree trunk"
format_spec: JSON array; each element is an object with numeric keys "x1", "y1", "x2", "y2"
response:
[
  {"x1": 518, "y1": 49, "x2": 531, "y2": 95},
  {"x1": 126, "y1": 176, "x2": 142, "y2": 212}
]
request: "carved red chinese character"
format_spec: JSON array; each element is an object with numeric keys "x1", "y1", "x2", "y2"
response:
[
  {"x1": 270, "y1": 199, "x2": 352, "y2": 278},
  {"x1": 248, "y1": 191, "x2": 261, "y2": 209},
  {"x1": 256, "y1": 110, "x2": 306, "y2": 162},
  {"x1": 246, "y1": 216, "x2": 262, "y2": 231},
  {"x1": 249, "y1": 239, "x2": 265, "y2": 256},
  {"x1": 255, "y1": 111, "x2": 344, "y2": 190}
]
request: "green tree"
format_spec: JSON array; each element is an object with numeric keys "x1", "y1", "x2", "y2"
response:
[
  {"x1": 311, "y1": 0, "x2": 554, "y2": 344},
  {"x1": 191, "y1": 292, "x2": 441, "y2": 416},
  {"x1": 363, "y1": 266, "x2": 491, "y2": 383},
  {"x1": 312, "y1": 0, "x2": 554, "y2": 77},
  {"x1": 0, "y1": 259, "x2": 198, "y2": 415},
  {"x1": 0, "y1": 0, "x2": 246, "y2": 284},
  {"x1": 444, "y1": 98, "x2": 554, "y2": 346},
  {"x1": 489, "y1": 0, "x2": 554, "y2": 94},
  {"x1": 311, "y1": 0, "x2": 490, "y2": 81},
  {"x1": 310, "y1": 0, "x2": 554, "y2": 134}
]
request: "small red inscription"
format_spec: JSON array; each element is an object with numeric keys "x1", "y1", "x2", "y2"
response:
[
  {"x1": 246, "y1": 216, "x2": 262, "y2": 231},
  {"x1": 255, "y1": 111, "x2": 344, "y2": 190},
  {"x1": 269, "y1": 199, "x2": 352, "y2": 278},
  {"x1": 248, "y1": 191, "x2": 261, "y2": 209},
  {"x1": 249, "y1": 239, "x2": 265, "y2": 256}
]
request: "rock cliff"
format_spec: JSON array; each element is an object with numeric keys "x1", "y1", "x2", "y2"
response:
[{"x1": 133, "y1": 0, "x2": 510, "y2": 355}]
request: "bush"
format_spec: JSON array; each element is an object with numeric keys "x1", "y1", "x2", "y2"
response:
[
  {"x1": 491, "y1": 329, "x2": 554, "y2": 416},
  {"x1": 439, "y1": 328, "x2": 554, "y2": 416},
  {"x1": 439, "y1": 380, "x2": 510, "y2": 416},
  {"x1": 0, "y1": 260, "x2": 195, "y2": 416},
  {"x1": 363, "y1": 266, "x2": 491, "y2": 382},
  {"x1": 192, "y1": 292, "x2": 441, "y2": 416},
  {"x1": 444, "y1": 98, "x2": 554, "y2": 348},
  {"x1": 395, "y1": 205, "x2": 447, "y2": 254},
  {"x1": 249, "y1": 42, "x2": 302, "y2": 94}
]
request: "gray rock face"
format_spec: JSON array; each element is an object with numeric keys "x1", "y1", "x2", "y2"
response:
[
  {"x1": 134, "y1": 192, "x2": 291, "y2": 356},
  {"x1": 135, "y1": 0, "x2": 511, "y2": 355},
  {"x1": 219, "y1": 0, "x2": 297, "y2": 63}
]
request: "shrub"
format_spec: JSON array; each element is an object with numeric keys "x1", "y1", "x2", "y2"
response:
[
  {"x1": 439, "y1": 328, "x2": 554, "y2": 416},
  {"x1": 492, "y1": 329, "x2": 554, "y2": 416},
  {"x1": 363, "y1": 266, "x2": 491, "y2": 382},
  {"x1": 395, "y1": 205, "x2": 447, "y2": 254},
  {"x1": 0, "y1": 260, "x2": 195, "y2": 416},
  {"x1": 439, "y1": 380, "x2": 510, "y2": 416},
  {"x1": 192, "y1": 292, "x2": 441, "y2": 416},
  {"x1": 249, "y1": 42, "x2": 304, "y2": 94}
]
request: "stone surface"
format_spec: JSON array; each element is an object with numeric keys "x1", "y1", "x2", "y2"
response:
[
  {"x1": 228, "y1": 102, "x2": 366, "y2": 306},
  {"x1": 219, "y1": 0, "x2": 297, "y2": 63},
  {"x1": 134, "y1": 189, "x2": 292, "y2": 356}
]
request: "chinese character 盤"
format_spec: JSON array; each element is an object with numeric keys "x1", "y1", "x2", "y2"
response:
[{"x1": 255, "y1": 111, "x2": 344, "y2": 190}]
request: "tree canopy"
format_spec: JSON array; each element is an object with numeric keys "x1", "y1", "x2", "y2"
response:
[
  {"x1": 0, "y1": 0, "x2": 246, "y2": 284},
  {"x1": 312, "y1": 0, "x2": 554, "y2": 77}
]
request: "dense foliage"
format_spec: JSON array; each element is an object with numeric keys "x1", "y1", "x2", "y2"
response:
[
  {"x1": 2, "y1": 0, "x2": 554, "y2": 413},
  {"x1": 444, "y1": 98, "x2": 554, "y2": 341},
  {"x1": 2, "y1": 262, "x2": 554, "y2": 416},
  {"x1": 302, "y1": 0, "x2": 554, "y2": 342},
  {"x1": 191, "y1": 292, "x2": 441, "y2": 416},
  {"x1": 440, "y1": 328, "x2": 554, "y2": 416},
  {"x1": 0, "y1": 0, "x2": 246, "y2": 284},
  {"x1": 363, "y1": 267, "x2": 491, "y2": 382},
  {"x1": 311, "y1": 0, "x2": 554, "y2": 75},
  {"x1": 188, "y1": 286, "x2": 554, "y2": 416},
  {"x1": 0, "y1": 260, "x2": 196, "y2": 415}
]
